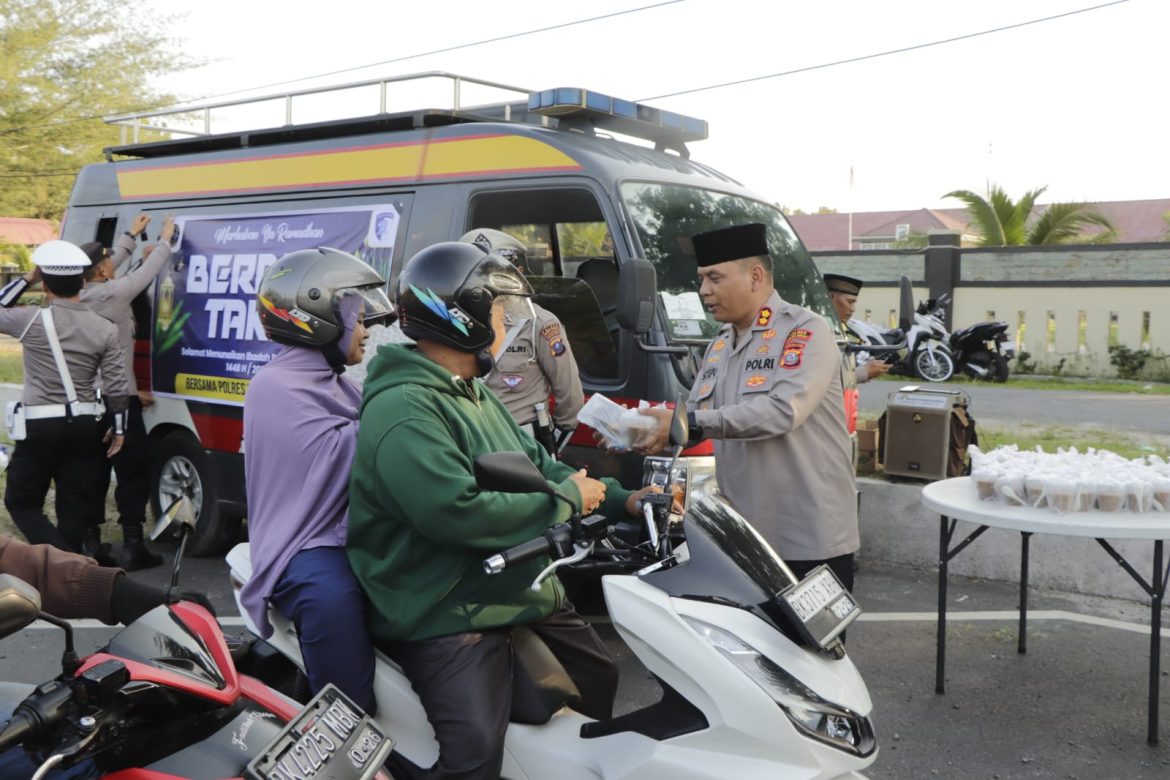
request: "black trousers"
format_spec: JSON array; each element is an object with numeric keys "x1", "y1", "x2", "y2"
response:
[
  {"x1": 386, "y1": 606, "x2": 618, "y2": 780},
  {"x1": 4, "y1": 416, "x2": 108, "y2": 551},
  {"x1": 95, "y1": 397, "x2": 150, "y2": 527},
  {"x1": 787, "y1": 552, "x2": 856, "y2": 593}
]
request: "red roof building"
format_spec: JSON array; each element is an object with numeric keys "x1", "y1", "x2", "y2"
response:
[
  {"x1": 788, "y1": 198, "x2": 1170, "y2": 251},
  {"x1": 0, "y1": 217, "x2": 57, "y2": 246}
]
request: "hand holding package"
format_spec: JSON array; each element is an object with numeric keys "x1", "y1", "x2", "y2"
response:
[{"x1": 579, "y1": 394, "x2": 660, "y2": 449}]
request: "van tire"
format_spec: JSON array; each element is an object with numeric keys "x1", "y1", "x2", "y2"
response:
[{"x1": 150, "y1": 430, "x2": 236, "y2": 557}]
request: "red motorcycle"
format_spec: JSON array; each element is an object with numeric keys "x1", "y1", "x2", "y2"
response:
[{"x1": 0, "y1": 501, "x2": 392, "y2": 780}]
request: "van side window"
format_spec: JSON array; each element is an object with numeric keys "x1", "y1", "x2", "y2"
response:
[{"x1": 468, "y1": 190, "x2": 620, "y2": 381}]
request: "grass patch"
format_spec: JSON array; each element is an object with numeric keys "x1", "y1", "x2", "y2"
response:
[
  {"x1": 976, "y1": 423, "x2": 1170, "y2": 461},
  {"x1": 874, "y1": 373, "x2": 1170, "y2": 395},
  {"x1": 0, "y1": 342, "x2": 22, "y2": 384}
]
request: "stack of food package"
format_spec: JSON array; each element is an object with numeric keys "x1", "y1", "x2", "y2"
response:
[{"x1": 971, "y1": 445, "x2": 1170, "y2": 514}]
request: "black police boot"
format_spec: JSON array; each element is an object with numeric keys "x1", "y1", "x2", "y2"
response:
[
  {"x1": 81, "y1": 527, "x2": 118, "y2": 567},
  {"x1": 119, "y1": 523, "x2": 164, "y2": 571}
]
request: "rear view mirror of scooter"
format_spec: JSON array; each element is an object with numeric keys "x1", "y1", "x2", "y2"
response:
[
  {"x1": 152, "y1": 497, "x2": 198, "y2": 594},
  {"x1": 0, "y1": 574, "x2": 42, "y2": 640}
]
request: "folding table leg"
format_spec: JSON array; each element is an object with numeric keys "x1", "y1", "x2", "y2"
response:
[{"x1": 1019, "y1": 532, "x2": 1032, "y2": 655}]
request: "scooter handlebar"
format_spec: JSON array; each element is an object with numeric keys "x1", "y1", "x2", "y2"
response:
[
  {"x1": 483, "y1": 535, "x2": 555, "y2": 574},
  {"x1": 0, "y1": 709, "x2": 36, "y2": 752}
]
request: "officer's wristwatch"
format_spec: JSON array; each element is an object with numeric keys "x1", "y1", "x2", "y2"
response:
[{"x1": 686, "y1": 410, "x2": 705, "y2": 444}]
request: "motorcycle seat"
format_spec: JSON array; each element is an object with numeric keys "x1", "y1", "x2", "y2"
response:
[
  {"x1": 509, "y1": 625, "x2": 581, "y2": 725},
  {"x1": 0, "y1": 682, "x2": 34, "y2": 721}
]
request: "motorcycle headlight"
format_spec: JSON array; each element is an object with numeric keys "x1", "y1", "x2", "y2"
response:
[
  {"x1": 682, "y1": 616, "x2": 875, "y2": 757},
  {"x1": 642, "y1": 456, "x2": 718, "y2": 520}
]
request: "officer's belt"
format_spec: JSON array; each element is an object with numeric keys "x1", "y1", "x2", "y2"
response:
[{"x1": 24, "y1": 402, "x2": 105, "y2": 420}]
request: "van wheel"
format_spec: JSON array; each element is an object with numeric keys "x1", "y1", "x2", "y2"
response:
[{"x1": 150, "y1": 430, "x2": 236, "y2": 557}]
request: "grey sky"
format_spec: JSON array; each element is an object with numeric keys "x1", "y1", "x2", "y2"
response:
[{"x1": 149, "y1": 0, "x2": 1165, "y2": 213}]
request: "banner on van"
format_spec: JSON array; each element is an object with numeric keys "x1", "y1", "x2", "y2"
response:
[{"x1": 152, "y1": 204, "x2": 401, "y2": 406}]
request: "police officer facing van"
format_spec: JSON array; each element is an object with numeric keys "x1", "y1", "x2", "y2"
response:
[
  {"x1": 0, "y1": 241, "x2": 130, "y2": 557},
  {"x1": 823, "y1": 273, "x2": 890, "y2": 384},
  {"x1": 632, "y1": 223, "x2": 860, "y2": 590},
  {"x1": 79, "y1": 214, "x2": 176, "y2": 570},
  {"x1": 459, "y1": 228, "x2": 584, "y2": 436}
]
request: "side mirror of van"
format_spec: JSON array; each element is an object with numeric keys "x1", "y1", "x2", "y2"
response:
[{"x1": 616, "y1": 259, "x2": 657, "y2": 336}]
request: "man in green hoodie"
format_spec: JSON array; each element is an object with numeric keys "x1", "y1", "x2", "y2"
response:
[{"x1": 348, "y1": 241, "x2": 653, "y2": 780}]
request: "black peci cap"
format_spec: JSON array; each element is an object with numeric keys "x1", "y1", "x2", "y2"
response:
[
  {"x1": 692, "y1": 223, "x2": 769, "y2": 267},
  {"x1": 823, "y1": 274, "x2": 864, "y2": 295}
]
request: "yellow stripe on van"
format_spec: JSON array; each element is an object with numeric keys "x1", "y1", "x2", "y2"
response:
[{"x1": 115, "y1": 134, "x2": 581, "y2": 199}]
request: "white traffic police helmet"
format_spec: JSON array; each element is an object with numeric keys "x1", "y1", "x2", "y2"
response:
[{"x1": 31, "y1": 240, "x2": 91, "y2": 275}]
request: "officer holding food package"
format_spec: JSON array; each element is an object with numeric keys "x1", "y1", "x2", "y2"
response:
[
  {"x1": 631, "y1": 223, "x2": 859, "y2": 590},
  {"x1": 0, "y1": 241, "x2": 129, "y2": 557},
  {"x1": 823, "y1": 273, "x2": 890, "y2": 384},
  {"x1": 460, "y1": 228, "x2": 584, "y2": 441}
]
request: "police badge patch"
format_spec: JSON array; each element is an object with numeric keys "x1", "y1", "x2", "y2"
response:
[
  {"x1": 540, "y1": 323, "x2": 566, "y2": 357},
  {"x1": 502, "y1": 375, "x2": 524, "y2": 389}
]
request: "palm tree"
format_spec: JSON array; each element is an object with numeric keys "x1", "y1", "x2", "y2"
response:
[{"x1": 944, "y1": 185, "x2": 1117, "y2": 246}]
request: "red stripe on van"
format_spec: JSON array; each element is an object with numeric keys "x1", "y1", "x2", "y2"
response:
[{"x1": 189, "y1": 412, "x2": 243, "y2": 454}]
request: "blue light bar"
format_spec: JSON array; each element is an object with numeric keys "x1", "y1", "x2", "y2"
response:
[{"x1": 526, "y1": 87, "x2": 708, "y2": 146}]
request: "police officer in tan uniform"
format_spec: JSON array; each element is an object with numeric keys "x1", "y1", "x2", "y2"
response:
[
  {"x1": 823, "y1": 273, "x2": 890, "y2": 385},
  {"x1": 79, "y1": 214, "x2": 175, "y2": 570},
  {"x1": 460, "y1": 228, "x2": 584, "y2": 434},
  {"x1": 0, "y1": 241, "x2": 130, "y2": 557},
  {"x1": 634, "y1": 223, "x2": 859, "y2": 590}
]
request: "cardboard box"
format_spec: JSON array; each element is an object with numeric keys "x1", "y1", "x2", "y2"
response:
[{"x1": 857, "y1": 426, "x2": 879, "y2": 454}]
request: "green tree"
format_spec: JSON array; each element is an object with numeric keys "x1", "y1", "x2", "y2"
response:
[
  {"x1": 0, "y1": 0, "x2": 194, "y2": 219},
  {"x1": 943, "y1": 184, "x2": 1117, "y2": 246}
]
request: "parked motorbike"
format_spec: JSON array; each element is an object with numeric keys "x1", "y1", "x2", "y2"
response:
[
  {"x1": 227, "y1": 407, "x2": 877, "y2": 779},
  {"x1": 0, "y1": 499, "x2": 391, "y2": 780},
  {"x1": 950, "y1": 320, "x2": 1013, "y2": 382},
  {"x1": 848, "y1": 292, "x2": 954, "y2": 382}
]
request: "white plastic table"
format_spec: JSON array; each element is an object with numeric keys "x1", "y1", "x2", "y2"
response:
[{"x1": 921, "y1": 477, "x2": 1170, "y2": 744}]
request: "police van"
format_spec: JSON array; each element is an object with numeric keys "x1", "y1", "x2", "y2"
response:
[{"x1": 62, "y1": 73, "x2": 841, "y2": 555}]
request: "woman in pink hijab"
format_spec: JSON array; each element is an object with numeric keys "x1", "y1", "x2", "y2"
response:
[{"x1": 242, "y1": 247, "x2": 394, "y2": 713}]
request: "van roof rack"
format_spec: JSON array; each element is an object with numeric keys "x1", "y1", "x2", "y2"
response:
[{"x1": 104, "y1": 71, "x2": 706, "y2": 160}]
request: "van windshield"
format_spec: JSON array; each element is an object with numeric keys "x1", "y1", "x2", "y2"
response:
[{"x1": 620, "y1": 182, "x2": 835, "y2": 342}]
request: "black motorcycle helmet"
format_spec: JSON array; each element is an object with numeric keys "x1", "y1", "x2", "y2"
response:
[
  {"x1": 257, "y1": 247, "x2": 395, "y2": 354},
  {"x1": 396, "y1": 241, "x2": 532, "y2": 353}
]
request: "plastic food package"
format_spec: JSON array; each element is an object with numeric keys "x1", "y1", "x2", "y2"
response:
[
  {"x1": 1096, "y1": 480, "x2": 1127, "y2": 513},
  {"x1": 995, "y1": 474, "x2": 1027, "y2": 506},
  {"x1": 1046, "y1": 478, "x2": 1079, "y2": 514},
  {"x1": 578, "y1": 394, "x2": 661, "y2": 450},
  {"x1": 1024, "y1": 475, "x2": 1047, "y2": 509}
]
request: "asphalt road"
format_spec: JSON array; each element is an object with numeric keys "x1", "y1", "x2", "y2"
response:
[
  {"x1": 859, "y1": 379, "x2": 1170, "y2": 436},
  {"x1": 4, "y1": 546, "x2": 1170, "y2": 779}
]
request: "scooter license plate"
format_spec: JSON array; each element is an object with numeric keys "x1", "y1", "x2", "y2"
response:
[
  {"x1": 245, "y1": 684, "x2": 392, "y2": 780},
  {"x1": 777, "y1": 565, "x2": 862, "y2": 650}
]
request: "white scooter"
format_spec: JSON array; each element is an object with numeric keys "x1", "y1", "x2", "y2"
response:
[
  {"x1": 849, "y1": 295, "x2": 954, "y2": 382},
  {"x1": 226, "y1": 415, "x2": 877, "y2": 779}
]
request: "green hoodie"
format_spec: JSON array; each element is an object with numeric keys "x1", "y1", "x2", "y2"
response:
[{"x1": 347, "y1": 344, "x2": 631, "y2": 644}]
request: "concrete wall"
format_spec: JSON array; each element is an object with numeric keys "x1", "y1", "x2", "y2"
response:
[
  {"x1": 858, "y1": 477, "x2": 1160, "y2": 602},
  {"x1": 814, "y1": 243, "x2": 1170, "y2": 378}
]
